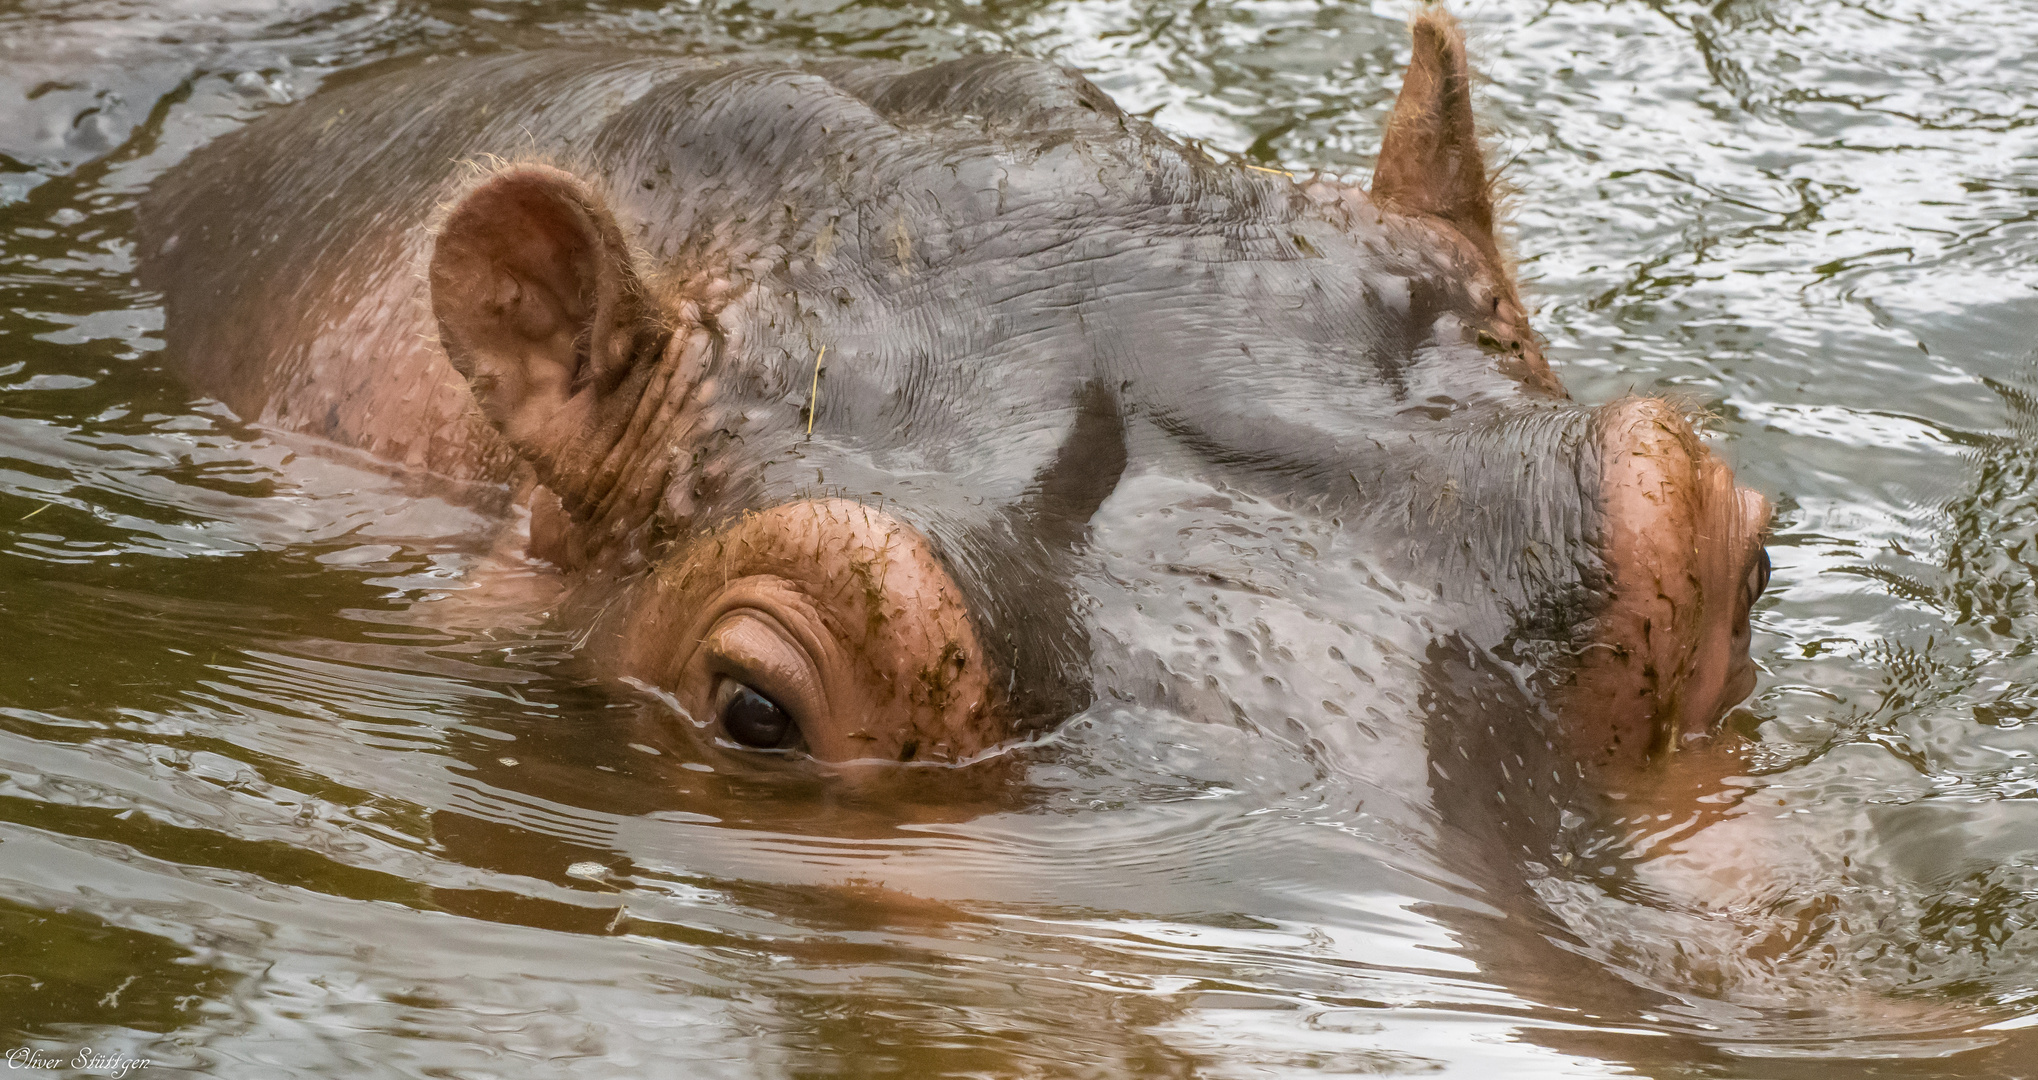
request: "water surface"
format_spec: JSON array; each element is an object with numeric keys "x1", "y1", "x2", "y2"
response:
[{"x1": 4, "y1": 0, "x2": 2038, "y2": 1076}]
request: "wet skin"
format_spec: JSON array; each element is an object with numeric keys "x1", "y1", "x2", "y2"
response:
[{"x1": 138, "y1": 12, "x2": 1770, "y2": 784}]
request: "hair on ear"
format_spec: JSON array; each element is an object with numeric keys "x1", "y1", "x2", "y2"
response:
[
  {"x1": 1371, "y1": 8, "x2": 1499, "y2": 253},
  {"x1": 429, "y1": 164, "x2": 650, "y2": 447}
]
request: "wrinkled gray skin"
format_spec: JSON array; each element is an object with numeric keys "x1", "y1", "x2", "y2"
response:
[{"x1": 138, "y1": 48, "x2": 1712, "y2": 842}]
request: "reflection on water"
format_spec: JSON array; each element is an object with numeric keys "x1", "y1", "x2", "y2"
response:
[{"x1": 3, "y1": 0, "x2": 2038, "y2": 1075}]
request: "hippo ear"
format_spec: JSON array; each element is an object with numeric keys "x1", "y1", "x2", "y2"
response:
[
  {"x1": 430, "y1": 165, "x2": 652, "y2": 454},
  {"x1": 1371, "y1": 9, "x2": 1496, "y2": 251}
]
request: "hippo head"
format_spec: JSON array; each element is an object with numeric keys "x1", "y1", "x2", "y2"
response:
[{"x1": 421, "y1": 12, "x2": 1770, "y2": 779}]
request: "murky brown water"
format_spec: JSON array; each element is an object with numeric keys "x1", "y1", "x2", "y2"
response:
[{"x1": 4, "y1": 1, "x2": 2038, "y2": 1076}]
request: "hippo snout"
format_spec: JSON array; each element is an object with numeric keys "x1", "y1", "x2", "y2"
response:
[{"x1": 1563, "y1": 398, "x2": 1773, "y2": 771}]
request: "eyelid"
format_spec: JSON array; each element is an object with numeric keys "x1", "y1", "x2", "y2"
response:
[{"x1": 700, "y1": 610, "x2": 826, "y2": 733}]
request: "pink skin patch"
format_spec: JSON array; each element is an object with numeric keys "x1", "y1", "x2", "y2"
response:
[
  {"x1": 611, "y1": 498, "x2": 1001, "y2": 765},
  {"x1": 1565, "y1": 397, "x2": 1772, "y2": 775}
]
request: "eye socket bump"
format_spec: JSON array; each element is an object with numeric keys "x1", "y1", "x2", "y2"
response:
[
  {"x1": 1747, "y1": 547, "x2": 1772, "y2": 605},
  {"x1": 714, "y1": 677, "x2": 801, "y2": 751}
]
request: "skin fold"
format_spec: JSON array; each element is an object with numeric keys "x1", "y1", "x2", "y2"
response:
[{"x1": 137, "y1": 11, "x2": 1771, "y2": 795}]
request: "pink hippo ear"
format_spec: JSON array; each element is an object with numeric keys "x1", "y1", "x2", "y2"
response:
[
  {"x1": 430, "y1": 164, "x2": 651, "y2": 459},
  {"x1": 1371, "y1": 9, "x2": 1499, "y2": 258}
]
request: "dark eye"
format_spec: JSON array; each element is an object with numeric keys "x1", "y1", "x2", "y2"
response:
[
  {"x1": 720, "y1": 682, "x2": 797, "y2": 750},
  {"x1": 1748, "y1": 547, "x2": 1772, "y2": 603}
]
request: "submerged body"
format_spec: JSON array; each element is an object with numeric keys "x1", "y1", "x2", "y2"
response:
[{"x1": 139, "y1": 16, "x2": 1769, "y2": 800}]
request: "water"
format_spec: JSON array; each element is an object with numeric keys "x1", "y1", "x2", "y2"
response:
[{"x1": 4, "y1": 0, "x2": 2038, "y2": 1075}]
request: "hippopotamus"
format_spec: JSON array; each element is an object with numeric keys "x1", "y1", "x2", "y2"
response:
[{"x1": 137, "y1": 10, "x2": 1771, "y2": 796}]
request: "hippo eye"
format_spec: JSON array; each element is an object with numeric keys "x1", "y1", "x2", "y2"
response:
[{"x1": 716, "y1": 679, "x2": 800, "y2": 750}]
